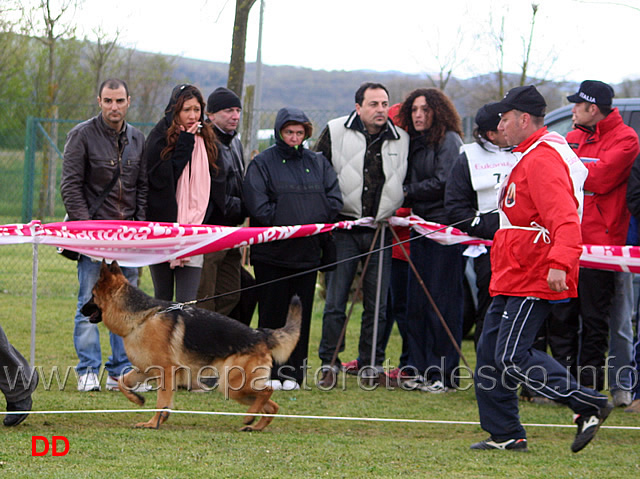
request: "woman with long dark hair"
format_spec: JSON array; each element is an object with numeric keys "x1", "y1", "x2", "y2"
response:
[
  {"x1": 145, "y1": 84, "x2": 219, "y2": 302},
  {"x1": 397, "y1": 88, "x2": 464, "y2": 392}
]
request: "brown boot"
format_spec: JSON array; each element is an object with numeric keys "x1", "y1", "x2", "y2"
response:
[
  {"x1": 317, "y1": 368, "x2": 337, "y2": 390},
  {"x1": 624, "y1": 398, "x2": 640, "y2": 413}
]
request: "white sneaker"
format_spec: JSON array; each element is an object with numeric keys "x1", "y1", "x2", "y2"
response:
[
  {"x1": 107, "y1": 375, "x2": 153, "y2": 393},
  {"x1": 281, "y1": 380, "x2": 300, "y2": 391},
  {"x1": 106, "y1": 375, "x2": 120, "y2": 391},
  {"x1": 77, "y1": 372, "x2": 100, "y2": 392},
  {"x1": 612, "y1": 389, "x2": 633, "y2": 408},
  {"x1": 423, "y1": 380, "x2": 448, "y2": 393},
  {"x1": 265, "y1": 379, "x2": 282, "y2": 390}
]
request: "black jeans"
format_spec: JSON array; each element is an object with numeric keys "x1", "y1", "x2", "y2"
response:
[
  {"x1": 253, "y1": 261, "x2": 317, "y2": 385},
  {"x1": 548, "y1": 268, "x2": 614, "y2": 391}
]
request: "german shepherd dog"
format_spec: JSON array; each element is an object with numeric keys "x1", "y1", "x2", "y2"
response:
[{"x1": 81, "y1": 260, "x2": 301, "y2": 432}]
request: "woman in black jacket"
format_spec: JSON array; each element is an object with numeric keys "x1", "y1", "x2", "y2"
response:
[
  {"x1": 243, "y1": 107, "x2": 343, "y2": 390},
  {"x1": 144, "y1": 84, "x2": 218, "y2": 302},
  {"x1": 397, "y1": 88, "x2": 464, "y2": 392}
]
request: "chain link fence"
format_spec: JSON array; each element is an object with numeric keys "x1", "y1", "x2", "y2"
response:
[
  {"x1": 0, "y1": 105, "x2": 348, "y2": 296},
  {"x1": 0, "y1": 102, "x2": 473, "y2": 296}
]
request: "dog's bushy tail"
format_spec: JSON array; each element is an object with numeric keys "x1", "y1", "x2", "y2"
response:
[{"x1": 269, "y1": 295, "x2": 302, "y2": 364}]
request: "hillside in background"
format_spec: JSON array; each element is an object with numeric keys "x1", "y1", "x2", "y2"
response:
[
  {"x1": 173, "y1": 56, "x2": 428, "y2": 112},
  {"x1": 169, "y1": 55, "x2": 588, "y2": 121}
]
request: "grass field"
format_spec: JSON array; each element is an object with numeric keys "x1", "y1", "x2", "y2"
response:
[{"x1": 0, "y1": 245, "x2": 639, "y2": 478}]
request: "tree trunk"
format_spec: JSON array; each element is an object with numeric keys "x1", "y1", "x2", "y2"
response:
[
  {"x1": 227, "y1": 0, "x2": 257, "y2": 97},
  {"x1": 38, "y1": 35, "x2": 57, "y2": 218},
  {"x1": 46, "y1": 106, "x2": 58, "y2": 216},
  {"x1": 519, "y1": 3, "x2": 539, "y2": 86}
]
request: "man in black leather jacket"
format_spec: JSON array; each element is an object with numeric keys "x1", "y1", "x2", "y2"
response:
[{"x1": 60, "y1": 78, "x2": 147, "y2": 393}]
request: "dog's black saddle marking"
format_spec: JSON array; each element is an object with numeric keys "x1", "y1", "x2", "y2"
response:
[{"x1": 178, "y1": 307, "x2": 267, "y2": 360}]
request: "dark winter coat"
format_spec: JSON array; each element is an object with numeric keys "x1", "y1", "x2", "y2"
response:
[
  {"x1": 144, "y1": 87, "x2": 217, "y2": 223},
  {"x1": 404, "y1": 130, "x2": 463, "y2": 224},
  {"x1": 207, "y1": 126, "x2": 246, "y2": 226},
  {"x1": 243, "y1": 107, "x2": 343, "y2": 269}
]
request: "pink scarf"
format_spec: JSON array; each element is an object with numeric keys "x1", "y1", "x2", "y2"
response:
[{"x1": 171, "y1": 134, "x2": 211, "y2": 268}]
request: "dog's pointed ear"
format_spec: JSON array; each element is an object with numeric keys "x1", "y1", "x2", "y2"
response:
[
  {"x1": 100, "y1": 259, "x2": 110, "y2": 276},
  {"x1": 109, "y1": 260, "x2": 122, "y2": 275}
]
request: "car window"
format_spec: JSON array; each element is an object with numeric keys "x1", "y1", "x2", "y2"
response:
[
  {"x1": 628, "y1": 111, "x2": 640, "y2": 139},
  {"x1": 546, "y1": 116, "x2": 574, "y2": 137}
]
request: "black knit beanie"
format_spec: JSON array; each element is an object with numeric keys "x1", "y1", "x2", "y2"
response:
[{"x1": 207, "y1": 87, "x2": 242, "y2": 113}]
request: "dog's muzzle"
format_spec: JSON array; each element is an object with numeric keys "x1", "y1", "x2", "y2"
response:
[{"x1": 81, "y1": 300, "x2": 103, "y2": 323}]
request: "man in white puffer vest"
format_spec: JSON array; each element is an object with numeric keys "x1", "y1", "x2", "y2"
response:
[{"x1": 314, "y1": 82, "x2": 409, "y2": 388}]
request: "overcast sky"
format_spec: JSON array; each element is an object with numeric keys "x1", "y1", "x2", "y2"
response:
[{"x1": 35, "y1": 0, "x2": 640, "y2": 84}]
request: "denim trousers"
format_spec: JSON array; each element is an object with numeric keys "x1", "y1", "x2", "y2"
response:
[
  {"x1": 608, "y1": 272, "x2": 635, "y2": 391},
  {"x1": 73, "y1": 256, "x2": 138, "y2": 376},
  {"x1": 319, "y1": 227, "x2": 392, "y2": 367},
  {"x1": 633, "y1": 287, "x2": 640, "y2": 400}
]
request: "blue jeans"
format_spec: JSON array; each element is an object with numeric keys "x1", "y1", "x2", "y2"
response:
[
  {"x1": 634, "y1": 287, "x2": 640, "y2": 400},
  {"x1": 73, "y1": 256, "x2": 138, "y2": 376},
  {"x1": 319, "y1": 227, "x2": 392, "y2": 367},
  {"x1": 609, "y1": 272, "x2": 635, "y2": 392}
]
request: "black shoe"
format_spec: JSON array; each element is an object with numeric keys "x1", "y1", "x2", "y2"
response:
[
  {"x1": 4, "y1": 395, "x2": 33, "y2": 427},
  {"x1": 571, "y1": 402, "x2": 614, "y2": 453},
  {"x1": 200, "y1": 377, "x2": 218, "y2": 388},
  {"x1": 470, "y1": 437, "x2": 528, "y2": 452}
]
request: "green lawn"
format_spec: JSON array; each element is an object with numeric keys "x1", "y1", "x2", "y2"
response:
[{"x1": 0, "y1": 247, "x2": 639, "y2": 478}]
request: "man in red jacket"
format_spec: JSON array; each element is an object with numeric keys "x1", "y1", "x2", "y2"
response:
[
  {"x1": 471, "y1": 85, "x2": 611, "y2": 453},
  {"x1": 548, "y1": 81, "x2": 640, "y2": 405}
]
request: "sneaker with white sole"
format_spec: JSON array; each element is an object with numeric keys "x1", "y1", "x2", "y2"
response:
[
  {"x1": 106, "y1": 375, "x2": 119, "y2": 391},
  {"x1": 423, "y1": 380, "x2": 449, "y2": 393},
  {"x1": 470, "y1": 437, "x2": 528, "y2": 452},
  {"x1": 77, "y1": 372, "x2": 100, "y2": 392},
  {"x1": 265, "y1": 379, "x2": 282, "y2": 391},
  {"x1": 281, "y1": 380, "x2": 300, "y2": 391},
  {"x1": 571, "y1": 402, "x2": 614, "y2": 453},
  {"x1": 106, "y1": 375, "x2": 153, "y2": 393},
  {"x1": 612, "y1": 389, "x2": 632, "y2": 408}
]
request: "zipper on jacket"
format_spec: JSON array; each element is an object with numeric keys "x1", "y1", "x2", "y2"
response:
[{"x1": 117, "y1": 133, "x2": 125, "y2": 219}]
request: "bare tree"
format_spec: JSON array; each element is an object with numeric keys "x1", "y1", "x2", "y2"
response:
[
  {"x1": 119, "y1": 48, "x2": 176, "y2": 123},
  {"x1": 22, "y1": 0, "x2": 82, "y2": 218},
  {"x1": 486, "y1": 12, "x2": 506, "y2": 98},
  {"x1": 424, "y1": 26, "x2": 470, "y2": 92},
  {"x1": 519, "y1": 3, "x2": 539, "y2": 86},
  {"x1": 85, "y1": 26, "x2": 120, "y2": 98},
  {"x1": 227, "y1": 0, "x2": 257, "y2": 97},
  {"x1": 482, "y1": 3, "x2": 557, "y2": 100},
  {"x1": 0, "y1": 2, "x2": 29, "y2": 99},
  {"x1": 618, "y1": 79, "x2": 640, "y2": 98}
]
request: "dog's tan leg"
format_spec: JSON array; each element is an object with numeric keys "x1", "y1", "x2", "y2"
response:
[
  {"x1": 135, "y1": 366, "x2": 175, "y2": 429},
  {"x1": 230, "y1": 382, "x2": 279, "y2": 432},
  {"x1": 119, "y1": 370, "x2": 149, "y2": 406},
  {"x1": 240, "y1": 394, "x2": 279, "y2": 432}
]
